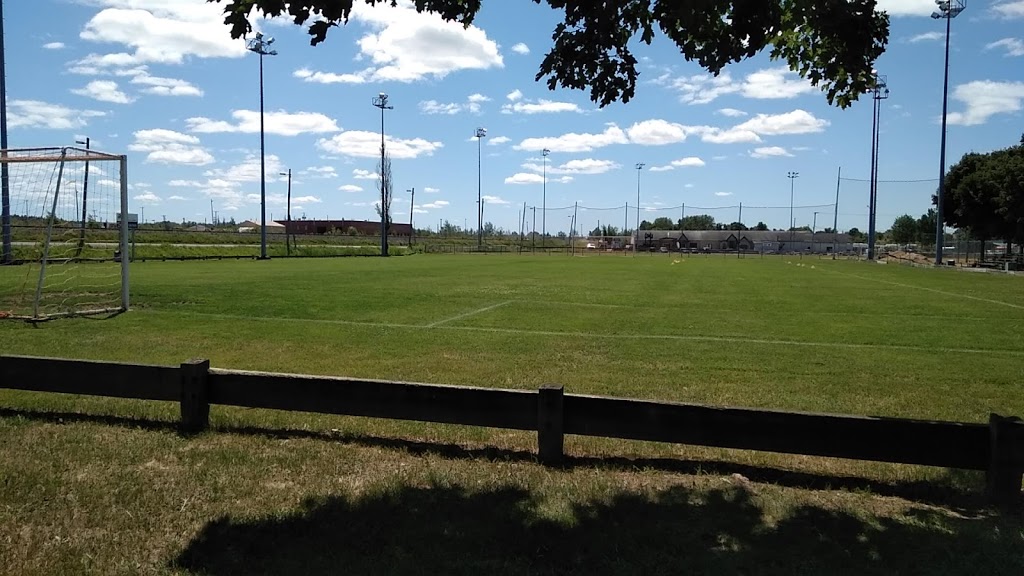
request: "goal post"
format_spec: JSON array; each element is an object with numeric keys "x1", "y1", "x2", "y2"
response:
[{"x1": 0, "y1": 146, "x2": 130, "y2": 320}]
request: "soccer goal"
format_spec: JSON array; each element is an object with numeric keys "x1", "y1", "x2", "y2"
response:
[{"x1": 0, "y1": 146, "x2": 130, "y2": 320}]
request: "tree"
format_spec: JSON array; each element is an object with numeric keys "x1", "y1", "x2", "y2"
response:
[
  {"x1": 940, "y1": 140, "x2": 1024, "y2": 256},
  {"x1": 847, "y1": 227, "x2": 865, "y2": 242},
  {"x1": 215, "y1": 0, "x2": 889, "y2": 109},
  {"x1": 754, "y1": 221, "x2": 769, "y2": 231},
  {"x1": 651, "y1": 216, "x2": 674, "y2": 230},
  {"x1": 679, "y1": 214, "x2": 715, "y2": 230},
  {"x1": 916, "y1": 209, "x2": 936, "y2": 245},
  {"x1": 639, "y1": 220, "x2": 653, "y2": 230},
  {"x1": 374, "y1": 150, "x2": 393, "y2": 257},
  {"x1": 888, "y1": 214, "x2": 917, "y2": 245},
  {"x1": 727, "y1": 222, "x2": 748, "y2": 231}
]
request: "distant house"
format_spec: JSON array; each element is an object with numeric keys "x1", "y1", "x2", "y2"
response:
[
  {"x1": 239, "y1": 220, "x2": 286, "y2": 233},
  {"x1": 284, "y1": 219, "x2": 413, "y2": 237},
  {"x1": 631, "y1": 229, "x2": 853, "y2": 253},
  {"x1": 186, "y1": 224, "x2": 209, "y2": 232}
]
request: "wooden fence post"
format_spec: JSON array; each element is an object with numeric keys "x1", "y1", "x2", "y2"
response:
[
  {"x1": 180, "y1": 359, "x2": 211, "y2": 434},
  {"x1": 537, "y1": 384, "x2": 564, "y2": 465},
  {"x1": 987, "y1": 413, "x2": 1023, "y2": 507}
]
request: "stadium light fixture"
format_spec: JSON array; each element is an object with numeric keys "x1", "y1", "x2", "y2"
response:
[
  {"x1": 247, "y1": 32, "x2": 277, "y2": 260},
  {"x1": 373, "y1": 93, "x2": 393, "y2": 257},
  {"x1": 931, "y1": 0, "x2": 965, "y2": 265}
]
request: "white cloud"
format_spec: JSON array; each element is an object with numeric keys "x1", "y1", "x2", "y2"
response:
[
  {"x1": 986, "y1": 38, "x2": 1024, "y2": 57},
  {"x1": 716, "y1": 108, "x2": 747, "y2": 117},
  {"x1": 169, "y1": 179, "x2": 202, "y2": 187},
  {"x1": 506, "y1": 89, "x2": 523, "y2": 101},
  {"x1": 503, "y1": 173, "x2": 572, "y2": 185},
  {"x1": 515, "y1": 125, "x2": 629, "y2": 153},
  {"x1": 876, "y1": 0, "x2": 943, "y2": 16},
  {"x1": 128, "y1": 70, "x2": 203, "y2": 96},
  {"x1": 352, "y1": 169, "x2": 378, "y2": 180},
  {"x1": 7, "y1": 100, "x2": 105, "y2": 130},
  {"x1": 420, "y1": 200, "x2": 450, "y2": 210},
  {"x1": 649, "y1": 157, "x2": 705, "y2": 171},
  {"x1": 205, "y1": 154, "x2": 283, "y2": 183},
  {"x1": 424, "y1": 187, "x2": 440, "y2": 193},
  {"x1": 946, "y1": 80, "x2": 1024, "y2": 125},
  {"x1": 291, "y1": 195, "x2": 322, "y2": 204},
  {"x1": 714, "y1": 192, "x2": 733, "y2": 197},
  {"x1": 698, "y1": 127, "x2": 762, "y2": 144},
  {"x1": 488, "y1": 136, "x2": 511, "y2": 146},
  {"x1": 129, "y1": 128, "x2": 214, "y2": 165},
  {"x1": 71, "y1": 80, "x2": 134, "y2": 103},
  {"x1": 662, "y1": 67, "x2": 814, "y2": 104},
  {"x1": 419, "y1": 100, "x2": 462, "y2": 115},
  {"x1": 294, "y1": 2, "x2": 503, "y2": 85},
  {"x1": 339, "y1": 184, "x2": 364, "y2": 192},
  {"x1": 302, "y1": 166, "x2": 338, "y2": 179},
  {"x1": 316, "y1": 131, "x2": 443, "y2": 159},
  {"x1": 510, "y1": 43, "x2": 530, "y2": 55},
  {"x1": 521, "y1": 158, "x2": 619, "y2": 175},
  {"x1": 625, "y1": 119, "x2": 688, "y2": 145},
  {"x1": 133, "y1": 192, "x2": 161, "y2": 203},
  {"x1": 43, "y1": 42, "x2": 65, "y2": 50},
  {"x1": 908, "y1": 31, "x2": 944, "y2": 43},
  {"x1": 993, "y1": 0, "x2": 1024, "y2": 18},
  {"x1": 733, "y1": 110, "x2": 829, "y2": 135},
  {"x1": 482, "y1": 195, "x2": 510, "y2": 205},
  {"x1": 77, "y1": 0, "x2": 249, "y2": 67},
  {"x1": 187, "y1": 110, "x2": 340, "y2": 136},
  {"x1": 750, "y1": 146, "x2": 793, "y2": 158},
  {"x1": 168, "y1": 195, "x2": 187, "y2": 201},
  {"x1": 420, "y1": 93, "x2": 490, "y2": 115},
  {"x1": 502, "y1": 99, "x2": 581, "y2": 114}
]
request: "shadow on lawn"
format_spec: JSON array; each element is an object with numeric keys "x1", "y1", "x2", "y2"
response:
[
  {"x1": 0, "y1": 407, "x2": 998, "y2": 510},
  {"x1": 171, "y1": 484, "x2": 1022, "y2": 576}
]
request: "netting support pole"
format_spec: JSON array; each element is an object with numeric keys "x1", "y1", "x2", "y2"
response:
[
  {"x1": 833, "y1": 167, "x2": 841, "y2": 259},
  {"x1": 119, "y1": 155, "x2": 130, "y2": 311},
  {"x1": 34, "y1": 151, "x2": 68, "y2": 318},
  {"x1": 0, "y1": 0, "x2": 11, "y2": 266}
]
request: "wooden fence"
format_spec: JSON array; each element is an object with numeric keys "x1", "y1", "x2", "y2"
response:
[{"x1": 1, "y1": 354, "x2": 1021, "y2": 505}]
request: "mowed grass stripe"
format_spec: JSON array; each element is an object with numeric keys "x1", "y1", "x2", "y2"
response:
[{"x1": 822, "y1": 266, "x2": 1024, "y2": 310}]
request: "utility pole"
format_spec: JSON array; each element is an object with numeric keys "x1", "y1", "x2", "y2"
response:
[
  {"x1": 787, "y1": 171, "x2": 799, "y2": 251},
  {"x1": 210, "y1": 200, "x2": 215, "y2": 226},
  {"x1": 833, "y1": 167, "x2": 841, "y2": 259},
  {"x1": 408, "y1": 187, "x2": 415, "y2": 246},
  {"x1": 531, "y1": 206, "x2": 536, "y2": 252}
]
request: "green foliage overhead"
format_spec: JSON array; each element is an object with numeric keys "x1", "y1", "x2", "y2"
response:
[
  {"x1": 211, "y1": 0, "x2": 889, "y2": 108},
  {"x1": 940, "y1": 140, "x2": 1024, "y2": 245}
]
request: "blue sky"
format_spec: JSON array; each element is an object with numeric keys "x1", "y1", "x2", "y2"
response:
[{"x1": 4, "y1": 0, "x2": 1024, "y2": 234}]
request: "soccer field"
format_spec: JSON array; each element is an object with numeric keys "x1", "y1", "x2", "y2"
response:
[
  {"x1": 3, "y1": 254, "x2": 1024, "y2": 574},
  {"x1": 2, "y1": 253, "x2": 1023, "y2": 421}
]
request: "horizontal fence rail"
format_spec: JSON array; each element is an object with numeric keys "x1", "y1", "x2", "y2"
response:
[{"x1": 1, "y1": 354, "x2": 1021, "y2": 506}]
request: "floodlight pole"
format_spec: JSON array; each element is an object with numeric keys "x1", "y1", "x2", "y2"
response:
[
  {"x1": 373, "y1": 93, "x2": 393, "y2": 257},
  {"x1": 541, "y1": 148, "x2": 550, "y2": 249},
  {"x1": 933, "y1": 0, "x2": 965, "y2": 265},
  {"x1": 475, "y1": 127, "x2": 486, "y2": 250},
  {"x1": 247, "y1": 32, "x2": 277, "y2": 261},
  {"x1": 635, "y1": 163, "x2": 645, "y2": 253},
  {"x1": 280, "y1": 168, "x2": 291, "y2": 256},
  {"x1": 867, "y1": 72, "x2": 889, "y2": 261},
  {"x1": 787, "y1": 171, "x2": 799, "y2": 250},
  {"x1": 408, "y1": 187, "x2": 415, "y2": 245},
  {"x1": 0, "y1": 0, "x2": 11, "y2": 265}
]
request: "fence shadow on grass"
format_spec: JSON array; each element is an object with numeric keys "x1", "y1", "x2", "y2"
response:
[
  {"x1": 171, "y1": 484, "x2": 1022, "y2": 576},
  {"x1": 0, "y1": 407, "x2": 994, "y2": 510}
]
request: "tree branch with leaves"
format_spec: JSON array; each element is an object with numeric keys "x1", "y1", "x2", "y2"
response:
[{"x1": 211, "y1": 0, "x2": 889, "y2": 108}]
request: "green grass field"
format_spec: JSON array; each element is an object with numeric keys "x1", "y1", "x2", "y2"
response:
[{"x1": 2, "y1": 254, "x2": 1022, "y2": 574}]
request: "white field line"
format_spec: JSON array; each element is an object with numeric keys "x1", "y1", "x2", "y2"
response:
[
  {"x1": 141, "y1": 309, "x2": 1024, "y2": 358},
  {"x1": 823, "y1": 268, "x2": 1024, "y2": 311},
  {"x1": 424, "y1": 300, "x2": 515, "y2": 328}
]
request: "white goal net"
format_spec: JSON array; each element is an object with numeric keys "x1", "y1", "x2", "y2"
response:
[{"x1": 0, "y1": 147, "x2": 130, "y2": 320}]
